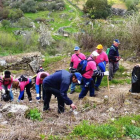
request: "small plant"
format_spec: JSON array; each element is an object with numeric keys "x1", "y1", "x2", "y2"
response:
[
  {"x1": 40, "y1": 134, "x2": 46, "y2": 140},
  {"x1": 26, "y1": 108, "x2": 42, "y2": 121},
  {"x1": 47, "y1": 135, "x2": 61, "y2": 140}
]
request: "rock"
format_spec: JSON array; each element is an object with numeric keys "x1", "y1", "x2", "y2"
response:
[
  {"x1": 130, "y1": 93, "x2": 140, "y2": 99},
  {"x1": 1, "y1": 121, "x2": 8, "y2": 125},
  {"x1": 0, "y1": 60, "x2": 7, "y2": 66},
  {"x1": 108, "y1": 107, "x2": 115, "y2": 112},
  {"x1": 1, "y1": 104, "x2": 29, "y2": 114}
]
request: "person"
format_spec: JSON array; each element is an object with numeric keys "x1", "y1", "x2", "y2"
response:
[
  {"x1": 79, "y1": 51, "x2": 109, "y2": 99},
  {"x1": 92, "y1": 44, "x2": 108, "y2": 91},
  {"x1": 109, "y1": 39, "x2": 121, "y2": 81},
  {"x1": 69, "y1": 46, "x2": 86, "y2": 94},
  {"x1": 43, "y1": 70, "x2": 82, "y2": 113},
  {"x1": 12, "y1": 76, "x2": 32, "y2": 103},
  {"x1": 0, "y1": 71, "x2": 14, "y2": 101},
  {"x1": 36, "y1": 71, "x2": 49, "y2": 101}
]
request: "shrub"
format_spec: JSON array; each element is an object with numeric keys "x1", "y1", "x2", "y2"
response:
[
  {"x1": 26, "y1": 108, "x2": 42, "y2": 121},
  {"x1": 37, "y1": 3, "x2": 46, "y2": 11},
  {"x1": 1, "y1": 19, "x2": 10, "y2": 29},
  {"x1": 20, "y1": 0, "x2": 37, "y2": 13},
  {"x1": 18, "y1": 17, "x2": 32, "y2": 28},
  {"x1": 8, "y1": 9, "x2": 23, "y2": 21},
  {"x1": 0, "y1": 8, "x2": 10, "y2": 20}
]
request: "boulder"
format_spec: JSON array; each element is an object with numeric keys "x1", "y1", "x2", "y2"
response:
[{"x1": 1, "y1": 104, "x2": 29, "y2": 114}]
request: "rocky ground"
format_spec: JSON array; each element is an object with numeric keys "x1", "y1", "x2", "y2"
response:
[{"x1": 0, "y1": 56, "x2": 140, "y2": 140}]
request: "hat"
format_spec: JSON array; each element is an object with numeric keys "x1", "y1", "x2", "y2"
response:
[
  {"x1": 96, "y1": 44, "x2": 103, "y2": 49},
  {"x1": 74, "y1": 72, "x2": 82, "y2": 84},
  {"x1": 91, "y1": 51, "x2": 99, "y2": 57},
  {"x1": 74, "y1": 46, "x2": 80, "y2": 51},
  {"x1": 114, "y1": 39, "x2": 120, "y2": 44},
  {"x1": 4, "y1": 71, "x2": 11, "y2": 78}
]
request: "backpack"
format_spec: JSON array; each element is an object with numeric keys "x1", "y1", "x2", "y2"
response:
[
  {"x1": 36, "y1": 66, "x2": 44, "y2": 73},
  {"x1": 106, "y1": 46, "x2": 116, "y2": 58},
  {"x1": 18, "y1": 75, "x2": 28, "y2": 82},
  {"x1": 1, "y1": 90, "x2": 10, "y2": 102},
  {"x1": 77, "y1": 58, "x2": 93, "y2": 75}
]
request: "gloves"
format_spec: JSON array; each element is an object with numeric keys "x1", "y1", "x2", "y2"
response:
[
  {"x1": 104, "y1": 71, "x2": 109, "y2": 76},
  {"x1": 2, "y1": 89, "x2": 5, "y2": 94},
  {"x1": 17, "y1": 99, "x2": 20, "y2": 103},
  {"x1": 36, "y1": 94, "x2": 41, "y2": 100},
  {"x1": 7, "y1": 89, "x2": 10, "y2": 92}
]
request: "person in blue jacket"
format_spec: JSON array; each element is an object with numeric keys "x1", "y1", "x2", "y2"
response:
[
  {"x1": 43, "y1": 70, "x2": 82, "y2": 113},
  {"x1": 109, "y1": 39, "x2": 121, "y2": 81}
]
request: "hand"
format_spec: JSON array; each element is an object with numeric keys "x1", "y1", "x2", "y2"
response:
[
  {"x1": 7, "y1": 89, "x2": 10, "y2": 91},
  {"x1": 70, "y1": 103, "x2": 77, "y2": 110},
  {"x1": 69, "y1": 67, "x2": 72, "y2": 70},
  {"x1": 2, "y1": 89, "x2": 5, "y2": 94},
  {"x1": 104, "y1": 71, "x2": 109, "y2": 76}
]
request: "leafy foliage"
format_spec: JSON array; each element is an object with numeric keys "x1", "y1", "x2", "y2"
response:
[
  {"x1": 26, "y1": 108, "x2": 42, "y2": 121},
  {"x1": 84, "y1": 0, "x2": 111, "y2": 19}
]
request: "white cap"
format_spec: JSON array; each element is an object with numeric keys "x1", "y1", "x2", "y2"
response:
[{"x1": 91, "y1": 51, "x2": 99, "y2": 57}]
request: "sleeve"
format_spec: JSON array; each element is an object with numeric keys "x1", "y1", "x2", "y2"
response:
[
  {"x1": 70, "y1": 62, "x2": 73, "y2": 67},
  {"x1": 93, "y1": 69, "x2": 104, "y2": 77},
  {"x1": 60, "y1": 83, "x2": 72, "y2": 105},
  {"x1": 35, "y1": 84, "x2": 40, "y2": 94},
  {"x1": 18, "y1": 90, "x2": 24, "y2": 100}
]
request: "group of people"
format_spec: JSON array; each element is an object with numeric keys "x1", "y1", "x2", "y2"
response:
[{"x1": 0, "y1": 39, "x2": 120, "y2": 114}]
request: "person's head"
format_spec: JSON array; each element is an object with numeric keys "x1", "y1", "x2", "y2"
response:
[
  {"x1": 113, "y1": 39, "x2": 120, "y2": 47},
  {"x1": 74, "y1": 46, "x2": 80, "y2": 54},
  {"x1": 72, "y1": 72, "x2": 82, "y2": 84},
  {"x1": 91, "y1": 51, "x2": 99, "y2": 60},
  {"x1": 12, "y1": 80, "x2": 19, "y2": 89},
  {"x1": 40, "y1": 73, "x2": 48, "y2": 80},
  {"x1": 96, "y1": 44, "x2": 103, "y2": 54}
]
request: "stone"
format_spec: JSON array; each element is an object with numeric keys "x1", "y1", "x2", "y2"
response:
[
  {"x1": 1, "y1": 104, "x2": 29, "y2": 114},
  {"x1": 0, "y1": 60, "x2": 7, "y2": 66}
]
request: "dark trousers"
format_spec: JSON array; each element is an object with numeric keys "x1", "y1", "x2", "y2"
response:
[
  {"x1": 43, "y1": 85, "x2": 64, "y2": 113},
  {"x1": 92, "y1": 75, "x2": 103, "y2": 88},
  {"x1": 39, "y1": 84, "x2": 44, "y2": 100},
  {"x1": 21, "y1": 82, "x2": 32, "y2": 101}
]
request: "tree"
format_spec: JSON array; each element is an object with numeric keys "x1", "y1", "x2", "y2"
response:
[{"x1": 84, "y1": 0, "x2": 111, "y2": 19}]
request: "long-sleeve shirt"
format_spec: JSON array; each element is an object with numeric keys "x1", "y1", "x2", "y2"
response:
[
  {"x1": 0, "y1": 76, "x2": 13, "y2": 90},
  {"x1": 109, "y1": 45, "x2": 119, "y2": 62},
  {"x1": 35, "y1": 72, "x2": 49, "y2": 94},
  {"x1": 71, "y1": 53, "x2": 86, "y2": 69},
  {"x1": 14, "y1": 78, "x2": 32, "y2": 100},
  {"x1": 43, "y1": 70, "x2": 73, "y2": 105}
]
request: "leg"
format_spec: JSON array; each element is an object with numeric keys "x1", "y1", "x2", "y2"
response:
[
  {"x1": 89, "y1": 79, "x2": 95, "y2": 97},
  {"x1": 79, "y1": 77, "x2": 89, "y2": 99},
  {"x1": 9, "y1": 86, "x2": 14, "y2": 101},
  {"x1": 109, "y1": 62, "x2": 114, "y2": 80},
  {"x1": 39, "y1": 84, "x2": 41, "y2": 98},
  {"x1": 43, "y1": 86, "x2": 52, "y2": 111},
  {"x1": 113, "y1": 62, "x2": 119, "y2": 74},
  {"x1": 49, "y1": 88, "x2": 65, "y2": 113},
  {"x1": 94, "y1": 76, "x2": 103, "y2": 88},
  {"x1": 25, "y1": 82, "x2": 32, "y2": 101}
]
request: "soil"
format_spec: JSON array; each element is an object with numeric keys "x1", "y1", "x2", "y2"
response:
[{"x1": 0, "y1": 56, "x2": 140, "y2": 140}]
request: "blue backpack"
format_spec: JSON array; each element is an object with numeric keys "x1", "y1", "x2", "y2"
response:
[{"x1": 77, "y1": 58, "x2": 93, "y2": 75}]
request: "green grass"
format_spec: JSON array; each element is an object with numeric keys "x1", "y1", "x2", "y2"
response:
[{"x1": 68, "y1": 115, "x2": 140, "y2": 139}]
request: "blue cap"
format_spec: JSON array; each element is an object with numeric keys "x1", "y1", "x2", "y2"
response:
[
  {"x1": 114, "y1": 39, "x2": 120, "y2": 44},
  {"x1": 74, "y1": 46, "x2": 80, "y2": 51},
  {"x1": 74, "y1": 72, "x2": 82, "y2": 84}
]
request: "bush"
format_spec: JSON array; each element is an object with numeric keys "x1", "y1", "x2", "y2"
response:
[
  {"x1": 10, "y1": 1, "x2": 22, "y2": 9},
  {"x1": 26, "y1": 108, "x2": 42, "y2": 121},
  {"x1": 1, "y1": 19, "x2": 10, "y2": 29},
  {"x1": 37, "y1": 3, "x2": 46, "y2": 11},
  {"x1": 17, "y1": 17, "x2": 32, "y2": 28},
  {"x1": 20, "y1": 0, "x2": 37, "y2": 13},
  {"x1": 0, "y1": 8, "x2": 10, "y2": 20},
  {"x1": 8, "y1": 9, "x2": 23, "y2": 21}
]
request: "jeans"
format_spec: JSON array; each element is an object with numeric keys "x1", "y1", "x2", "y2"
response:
[
  {"x1": 92, "y1": 75, "x2": 103, "y2": 88},
  {"x1": 109, "y1": 62, "x2": 119, "y2": 80},
  {"x1": 43, "y1": 85, "x2": 65, "y2": 113},
  {"x1": 2, "y1": 85, "x2": 14, "y2": 100},
  {"x1": 21, "y1": 82, "x2": 32, "y2": 101},
  {"x1": 71, "y1": 82, "x2": 76, "y2": 91},
  {"x1": 79, "y1": 77, "x2": 94, "y2": 99}
]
